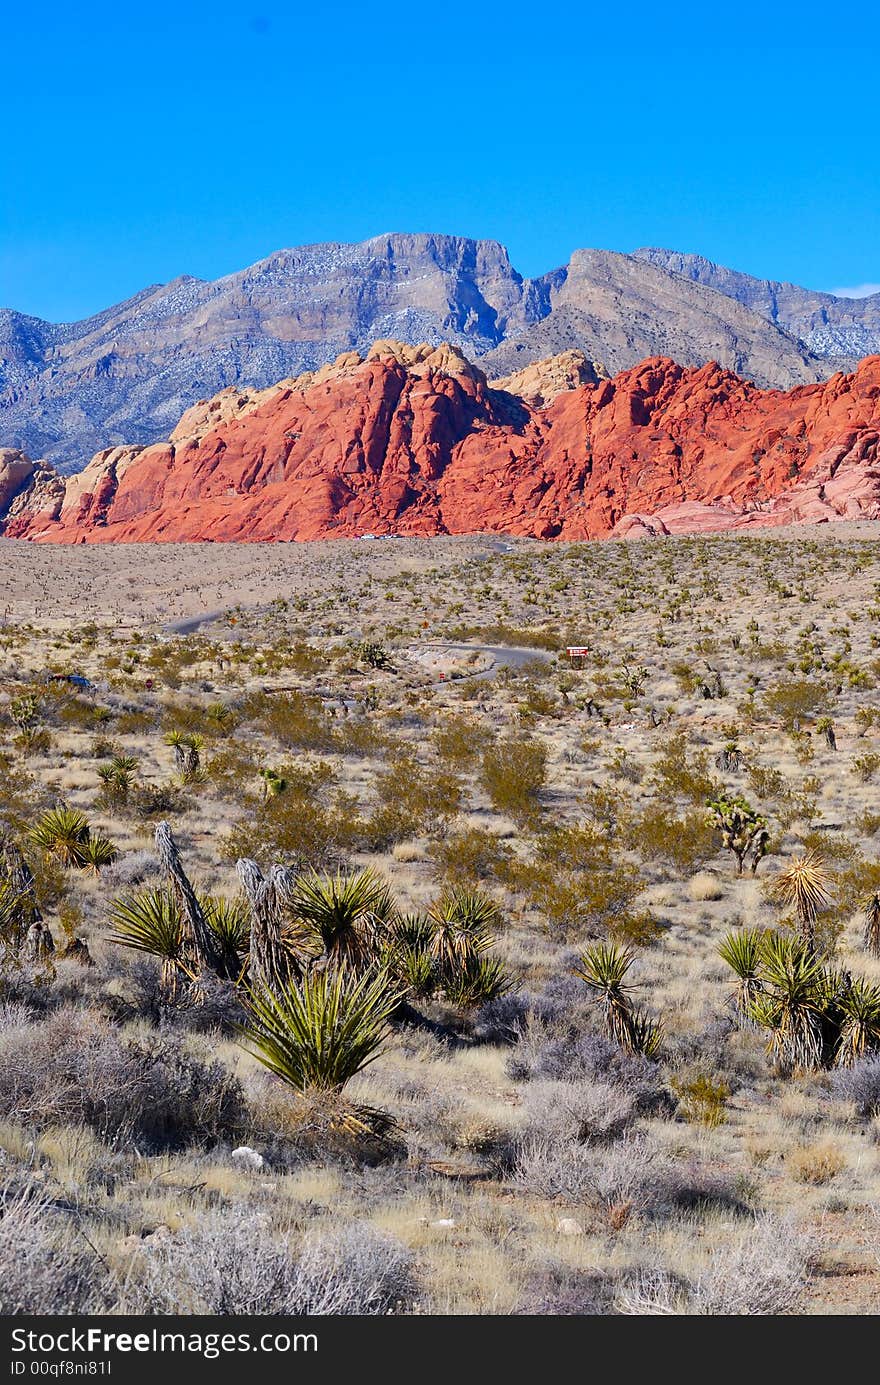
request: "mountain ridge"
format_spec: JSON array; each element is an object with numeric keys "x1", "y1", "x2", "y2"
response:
[{"x1": 3, "y1": 232, "x2": 876, "y2": 474}]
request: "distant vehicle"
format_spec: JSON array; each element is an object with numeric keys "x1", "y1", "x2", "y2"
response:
[{"x1": 45, "y1": 672, "x2": 94, "y2": 691}]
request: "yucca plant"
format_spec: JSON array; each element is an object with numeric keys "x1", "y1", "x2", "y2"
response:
[
  {"x1": 290, "y1": 868, "x2": 395, "y2": 969},
  {"x1": 835, "y1": 977, "x2": 880, "y2": 1067},
  {"x1": 78, "y1": 834, "x2": 118, "y2": 873},
  {"x1": 574, "y1": 941, "x2": 636, "y2": 1046},
  {"x1": 97, "y1": 754, "x2": 138, "y2": 804},
  {"x1": 165, "y1": 731, "x2": 204, "y2": 782},
  {"x1": 441, "y1": 951, "x2": 513, "y2": 1009},
  {"x1": 241, "y1": 967, "x2": 402, "y2": 1094},
  {"x1": 29, "y1": 807, "x2": 91, "y2": 868},
  {"x1": 201, "y1": 893, "x2": 251, "y2": 977},
  {"x1": 626, "y1": 1007, "x2": 664, "y2": 1060},
  {"x1": 110, "y1": 886, "x2": 192, "y2": 996},
  {"x1": 428, "y1": 886, "x2": 500, "y2": 972},
  {"x1": 750, "y1": 934, "x2": 828, "y2": 1073},
  {"x1": 718, "y1": 928, "x2": 766, "y2": 1023},
  {"x1": 0, "y1": 879, "x2": 28, "y2": 956},
  {"x1": 379, "y1": 913, "x2": 437, "y2": 996},
  {"x1": 864, "y1": 892, "x2": 880, "y2": 957},
  {"x1": 771, "y1": 852, "x2": 833, "y2": 953}
]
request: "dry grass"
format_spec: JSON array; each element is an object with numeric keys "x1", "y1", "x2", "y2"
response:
[{"x1": 3, "y1": 525, "x2": 880, "y2": 1313}]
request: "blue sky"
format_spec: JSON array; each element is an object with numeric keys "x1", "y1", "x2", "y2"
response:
[{"x1": 3, "y1": 1, "x2": 879, "y2": 322}]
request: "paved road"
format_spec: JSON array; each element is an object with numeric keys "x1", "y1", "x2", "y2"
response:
[{"x1": 408, "y1": 641, "x2": 553, "y2": 682}]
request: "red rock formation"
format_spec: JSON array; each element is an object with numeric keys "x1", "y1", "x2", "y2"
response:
[{"x1": 4, "y1": 344, "x2": 880, "y2": 543}]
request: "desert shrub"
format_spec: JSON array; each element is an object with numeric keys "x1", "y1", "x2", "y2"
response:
[
  {"x1": 760, "y1": 677, "x2": 827, "y2": 730},
  {"x1": 100, "y1": 849, "x2": 160, "y2": 890},
  {"x1": 747, "y1": 763, "x2": 788, "y2": 803},
  {"x1": 508, "y1": 1022, "x2": 668, "y2": 1114},
  {"x1": 480, "y1": 736, "x2": 547, "y2": 824},
  {"x1": 514, "y1": 1132, "x2": 671, "y2": 1216},
  {"x1": 130, "y1": 783, "x2": 189, "y2": 819},
  {"x1": 628, "y1": 804, "x2": 716, "y2": 874},
  {"x1": 786, "y1": 1142, "x2": 845, "y2": 1185},
  {"x1": 515, "y1": 1263, "x2": 617, "y2": 1315},
  {"x1": 0, "y1": 1009, "x2": 246, "y2": 1149},
  {"x1": 520, "y1": 1078, "x2": 637, "y2": 1144},
  {"x1": 432, "y1": 714, "x2": 485, "y2": 769},
  {"x1": 369, "y1": 750, "x2": 463, "y2": 844},
  {"x1": 852, "y1": 753, "x2": 880, "y2": 784},
  {"x1": 243, "y1": 690, "x2": 336, "y2": 752},
  {"x1": 427, "y1": 827, "x2": 513, "y2": 884},
  {"x1": 222, "y1": 763, "x2": 362, "y2": 869},
  {"x1": 617, "y1": 1217, "x2": 809, "y2": 1315},
  {"x1": 671, "y1": 1072, "x2": 730, "y2": 1127},
  {"x1": 131, "y1": 1207, "x2": 415, "y2": 1315},
  {"x1": 650, "y1": 731, "x2": 717, "y2": 804},
  {"x1": 512, "y1": 829, "x2": 647, "y2": 939},
  {"x1": 0, "y1": 1180, "x2": 115, "y2": 1315},
  {"x1": 830, "y1": 1056, "x2": 880, "y2": 1115},
  {"x1": 688, "y1": 870, "x2": 724, "y2": 901}
]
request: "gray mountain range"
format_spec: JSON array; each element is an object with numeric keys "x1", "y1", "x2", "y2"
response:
[{"x1": 2, "y1": 232, "x2": 878, "y2": 473}]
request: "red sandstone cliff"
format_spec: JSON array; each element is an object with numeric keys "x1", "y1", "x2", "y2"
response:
[{"x1": 3, "y1": 342, "x2": 880, "y2": 543}]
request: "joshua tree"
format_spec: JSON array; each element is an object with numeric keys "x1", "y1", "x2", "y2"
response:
[
  {"x1": 771, "y1": 852, "x2": 832, "y2": 954},
  {"x1": 258, "y1": 768, "x2": 288, "y2": 802},
  {"x1": 706, "y1": 794, "x2": 769, "y2": 875},
  {"x1": 9, "y1": 694, "x2": 42, "y2": 746}
]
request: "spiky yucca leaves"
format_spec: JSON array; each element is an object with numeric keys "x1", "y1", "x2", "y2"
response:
[
  {"x1": 379, "y1": 914, "x2": 437, "y2": 996},
  {"x1": 441, "y1": 952, "x2": 514, "y2": 1009},
  {"x1": 111, "y1": 886, "x2": 246, "y2": 995},
  {"x1": 78, "y1": 834, "x2": 118, "y2": 873},
  {"x1": 718, "y1": 929, "x2": 766, "y2": 1023},
  {"x1": 165, "y1": 731, "x2": 205, "y2": 782},
  {"x1": 29, "y1": 808, "x2": 90, "y2": 867},
  {"x1": 574, "y1": 941, "x2": 661, "y2": 1058},
  {"x1": 835, "y1": 978, "x2": 880, "y2": 1067},
  {"x1": 241, "y1": 968, "x2": 403, "y2": 1095},
  {"x1": 626, "y1": 1007, "x2": 664, "y2": 1061},
  {"x1": 200, "y1": 894, "x2": 251, "y2": 977},
  {"x1": 771, "y1": 852, "x2": 833, "y2": 953},
  {"x1": 749, "y1": 934, "x2": 828, "y2": 1074},
  {"x1": 864, "y1": 893, "x2": 880, "y2": 957},
  {"x1": 428, "y1": 886, "x2": 501, "y2": 972},
  {"x1": 97, "y1": 755, "x2": 138, "y2": 805},
  {"x1": 290, "y1": 868, "x2": 395, "y2": 969},
  {"x1": 574, "y1": 941, "x2": 637, "y2": 1048},
  {"x1": 0, "y1": 879, "x2": 28, "y2": 956},
  {"x1": 110, "y1": 887, "x2": 191, "y2": 996}
]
